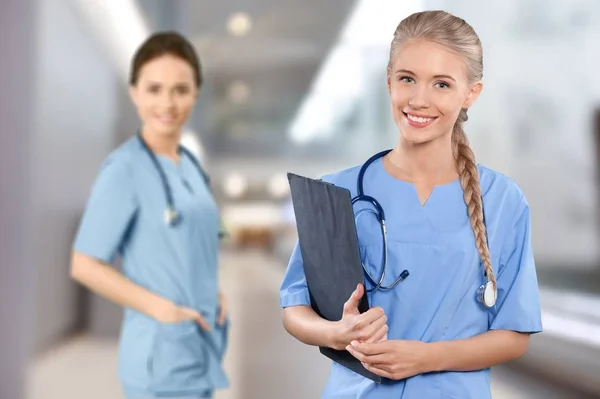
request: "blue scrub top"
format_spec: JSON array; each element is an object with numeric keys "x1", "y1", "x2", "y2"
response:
[
  {"x1": 73, "y1": 136, "x2": 229, "y2": 396},
  {"x1": 280, "y1": 157, "x2": 543, "y2": 399}
]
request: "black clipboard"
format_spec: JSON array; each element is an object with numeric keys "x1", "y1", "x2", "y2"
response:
[{"x1": 287, "y1": 172, "x2": 382, "y2": 383}]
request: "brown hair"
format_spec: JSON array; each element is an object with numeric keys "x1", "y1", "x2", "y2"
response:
[
  {"x1": 389, "y1": 10, "x2": 496, "y2": 290},
  {"x1": 129, "y1": 31, "x2": 202, "y2": 88}
]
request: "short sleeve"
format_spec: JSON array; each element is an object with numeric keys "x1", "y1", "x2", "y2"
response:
[
  {"x1": 72, "y1": 157, "x2": 138, "y2": 264},
  {"x1": 489, "y1": 196, "x2": 543, "y2": 334},
  {"x1": 279, "y1": 241, "x2": 311, "y2": 308}
]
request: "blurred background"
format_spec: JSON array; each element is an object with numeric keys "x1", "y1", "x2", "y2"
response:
[{"x1": 1, "y1": 0, "x2": 600, "y2": 398}]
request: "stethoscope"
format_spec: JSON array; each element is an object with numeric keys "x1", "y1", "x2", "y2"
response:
[
  {"x1": 137, "y1": 132, "x2": 222, "y2": 232},
  {"x1": 353, "y1": 149, "x2": 497, "y2": 308},
  {"x1": 138, "y1": 132, "x2": 228, "y2": 371}
]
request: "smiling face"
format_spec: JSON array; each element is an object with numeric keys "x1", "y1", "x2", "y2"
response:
[
  {"x1": 387, "y1": 39, "x2": 482, "y2": 146},
  {"x1": 129, "y1": 54, "x2": 199, "y2": 138}
]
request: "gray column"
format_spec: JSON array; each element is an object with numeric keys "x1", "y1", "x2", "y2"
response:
[{"x1": 0, "y1": 0, "x2": 37, "y2": 398}]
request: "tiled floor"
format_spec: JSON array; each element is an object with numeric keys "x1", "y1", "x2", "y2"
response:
[{"x1": 28, "y1": 250, "x2": 586, "y2": 399}]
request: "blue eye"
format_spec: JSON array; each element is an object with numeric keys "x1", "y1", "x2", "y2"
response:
[
  {"x1": 399, "y1": 76, "x2": 414, "y2": 83},
  {"x1": 435, "y1": 81, "x2": 450, "y2": 89}
]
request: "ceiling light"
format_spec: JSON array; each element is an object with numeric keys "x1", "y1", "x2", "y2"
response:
[
  {"x1": 228, "y1": 81, "x2": 250, "y2": 104},
  {"x1": 268, "y1": 174, "x2": 290, "y2": 199},
  {"x1": 227, "y1": 12, "x2": 252, "y2": 37},
  {"x1": 224, "y1": 173, "x2": 248, "y2": 198}
]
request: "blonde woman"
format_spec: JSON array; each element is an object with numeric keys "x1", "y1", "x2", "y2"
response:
[{"x1": 280, "y1": 10, "x2": 542, "y2": 398}]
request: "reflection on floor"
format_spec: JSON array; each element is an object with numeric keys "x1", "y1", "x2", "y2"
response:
[{"x1": 28, "y1": 250, "x2": 585, "y2": 399}]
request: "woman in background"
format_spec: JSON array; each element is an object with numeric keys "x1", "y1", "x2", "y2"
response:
[{"x1": 70, "y1": 31, "x2": 229, "y2": 399}]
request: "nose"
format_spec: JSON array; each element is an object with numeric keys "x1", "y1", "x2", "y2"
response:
[
  {"x1": 408, "y1": 85, "x2": 430, "y2": 109},
  {"x1": 158, "y1": 90, "x2": 176, "y2": 109}
]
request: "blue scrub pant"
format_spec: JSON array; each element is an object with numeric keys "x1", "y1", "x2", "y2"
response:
[{"x1": 123, "y1": 386, "x2": 213, "y2": 399}]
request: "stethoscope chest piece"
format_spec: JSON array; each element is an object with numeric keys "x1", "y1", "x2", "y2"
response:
[
  {"x1": 164, "y1": 207, "x2": 180, "y2": 226},
  {"x1": 477, "y1": 280, "x2": 497, "y2": 308}
]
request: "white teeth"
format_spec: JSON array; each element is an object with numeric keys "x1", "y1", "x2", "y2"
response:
[{"x1": 406, "y1": 114, "x2": 433, "y2": 124}]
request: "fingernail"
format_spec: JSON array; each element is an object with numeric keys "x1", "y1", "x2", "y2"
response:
[{"x1": 351, "y1": 340, "x2": 358, "y2": 346}]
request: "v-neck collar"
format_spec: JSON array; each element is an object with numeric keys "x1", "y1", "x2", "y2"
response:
[{"x1": 376, "y1": 157, "x2": 461, "y2": 208}]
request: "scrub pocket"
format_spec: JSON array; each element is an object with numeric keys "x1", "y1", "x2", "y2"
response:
[
  {"x1": 148, "y1": 319, "x2": 230, "y2": 395},
  {"x1": 210, "y1": 318, "x2": 229, "y2": 362}
]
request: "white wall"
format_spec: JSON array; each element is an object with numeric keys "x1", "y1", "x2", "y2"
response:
[
  {"x1": 1, "y1": 1, "x2": 38, "y2": 397},
  {"x1": 30, "y1": 0, "x2": 123, "y2": 352}
]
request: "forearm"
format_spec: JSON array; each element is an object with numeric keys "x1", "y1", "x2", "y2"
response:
[
  {"x1": 428, "y1": 330, "x2": 530, "y2": 372},
  {"x1": 282, "y1": 305, "x2": 338, "y2": 349},
  {"x1": 70, "y1": 251, "x2": 173, "y2": 320}
]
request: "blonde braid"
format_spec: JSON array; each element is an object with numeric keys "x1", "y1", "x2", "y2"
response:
[
  {"x1": 452, "y1": 109, "x2": 496, "y2": 291},
  {"x1": 390, "y1": 10, "x2": 496, "y2": 291}
]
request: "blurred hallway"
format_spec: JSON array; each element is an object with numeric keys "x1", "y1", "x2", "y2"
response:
[
  {"x1": 28, "y1": 250, "x2": 596, "y2": 399},
  {"x1": 2, "y1": 1, "x2": 600, "y2": 398}
]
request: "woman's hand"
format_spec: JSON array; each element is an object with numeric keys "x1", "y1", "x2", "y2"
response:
[
  {"x1": 330, "y1": 284, "x2": 389, "y2": 351},
  {"x1": 156, "y1": 302, "x2": 211, "y2": 331},
  {"x1": 217, "y1": 290, "x2": 229, "y2": 326},
  {"x1": 346, "y1": 339, "x2": 431, "y2": 380}
]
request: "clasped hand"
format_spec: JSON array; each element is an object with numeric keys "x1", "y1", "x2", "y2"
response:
[
  {"x1": 346, "y1": 336, "x2": 431, "y2": 380},
  {"x1": 336, "y1": 284, "x2": 431, "y2": 380}
]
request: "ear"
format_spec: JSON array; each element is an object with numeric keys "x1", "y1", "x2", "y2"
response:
[
  {"x1": 129, "y1": 85, "x2": 138, "y2": 107},
  {"x1": 462, "y1": 81, "x2": 483, "y2": 109},
  {"x1": 386, "y1": 68, "x2": 392, "y2": 94}
]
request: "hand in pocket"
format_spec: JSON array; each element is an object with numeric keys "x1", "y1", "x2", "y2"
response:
[{"x1": 157, "y1": 304, "x2": 211, "y2": 331}]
